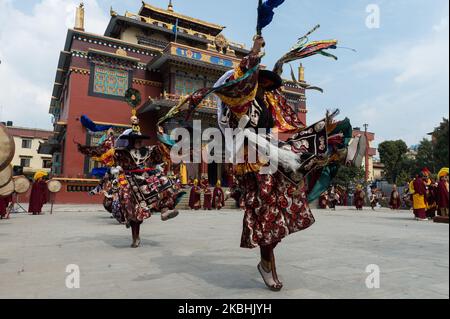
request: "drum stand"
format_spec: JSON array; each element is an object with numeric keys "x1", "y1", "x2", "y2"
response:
[{"x1": 10, "y1": 192, "x2": 27, "y2": 214}]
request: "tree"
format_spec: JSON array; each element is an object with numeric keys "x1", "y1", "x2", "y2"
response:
[
  {"x1": 432, "y1": 118, "x2": 449, "y2": 169},
  {"x1": 415, "y1": 138, "x2": 435, "y2": 173},
  {"x1": 333, "y1": 165, "x2": 366, "y2": 189},
  {"x1": 397, "y1": 157, "x2": 416, "y2": 185},
  {"x1": 378, "y1": 140, "x2": 409, "y2": 184}
]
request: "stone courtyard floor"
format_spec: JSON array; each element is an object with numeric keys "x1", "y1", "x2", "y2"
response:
[{"x1": 0, "y1": 205, "x2": 448, "y2": 299}]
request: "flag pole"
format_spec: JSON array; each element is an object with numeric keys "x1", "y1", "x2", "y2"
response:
[{"x1": 257, "y1": 0, "x2": 263, "y2": 36}]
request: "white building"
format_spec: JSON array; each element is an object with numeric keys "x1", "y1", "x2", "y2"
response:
[{"x1": 4, "y1": 124, "x2": 53, "y2": 177}]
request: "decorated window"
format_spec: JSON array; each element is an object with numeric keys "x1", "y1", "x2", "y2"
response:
[
  {"x1": 89, "y1": 64, "x2": 131, "y2": 99},
  {"x1": 174, "y1": 72, "x2": 205, "y2": 96}
]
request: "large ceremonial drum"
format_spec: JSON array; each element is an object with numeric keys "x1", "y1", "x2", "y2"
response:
[
  {"x1": 0, "y1": 124, "x2": 15, "y2": 171},
  {"x1": 47, "y1": 179, "x2": 62, "y2": 193},
  {"x1": 0, "y1": 164, "x2": 13, "y2": 188},
  {"x1": 13, "y1": 176, "x2": 30, "y2": 194},
  {"x1": 0, "y1": 180, "x2": 14, "y2": 197},
  {"x1": 346, "y1": 134, "x2": 367, "y2": 168}
]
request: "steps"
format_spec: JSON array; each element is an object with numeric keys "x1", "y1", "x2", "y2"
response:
[{"x1": 176, "y1": 187, "x2": 238, "y2": 210}]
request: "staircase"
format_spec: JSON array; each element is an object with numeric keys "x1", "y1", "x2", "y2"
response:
[{"x1": 176, "y1": 187, "x2": 239, "y2": 210}]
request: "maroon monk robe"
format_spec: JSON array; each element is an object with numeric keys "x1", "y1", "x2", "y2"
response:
[
  {"x1": 28, "y1": 180, "x2": 48, "y2": 215},
  {"x1": 212, "y1": 186, "x2": 225, "y2": 210},
  {"x1": 426, "y1": 185, "x2": 438, "y2": 218},
  {"x1": 203, "y1": 187, "x2": 212, "y2": 210},
  {"x1": 437, "y1": 180, "x2": 449, "y2": 210},
  {"x1": 189, "y1": 186, "x2": 201, "y2": 210},
  {"x1": 343, "y1": 192, "x2": 348, "y2": 206},
  {"x1": 389, "y1": 190, "x2": 401, "y2": 210},
  {"x1": 413, "y1": 177, "x2": 427, "y2": 219},
  {"x1": 0, "y1": 195, "x2": 12, "y2": 218}
]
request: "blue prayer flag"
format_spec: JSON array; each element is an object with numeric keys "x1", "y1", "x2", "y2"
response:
[
  {"x1": 257, "y1": 0, "x2": 285, "y2": 33},
  {"x1": 80, "y1": 115, "x2": 113, "y2": 133}
]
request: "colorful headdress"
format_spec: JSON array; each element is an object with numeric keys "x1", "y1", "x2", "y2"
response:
[
  {"x1": 34, "y1": 171, "x2": 48, "y2": 181},
  {"x1": 421, "y1": 167, "x2": 431, "y2": 177},
  {"x1": 438, "y1": 167, "x2": 449, "y2": 178}
]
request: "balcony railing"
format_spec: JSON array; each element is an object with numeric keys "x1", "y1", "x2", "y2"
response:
[{"x1": 153, "y1": 92, "x2": 219, "y2": 110}]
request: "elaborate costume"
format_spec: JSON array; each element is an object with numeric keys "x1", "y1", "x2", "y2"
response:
[
  {"x1": 389, "y1": 185, "x2": 401, "y2": 210},
  {"x1": 28, "y1": 171, "x2": 48, "y2": 215},
  {"x1": 354, "y1": 186, "x2": 365, "y2": 210},
  {"x1": 212, "y1": 181, "x2": 225, "y2": 210},
  {"x1": 157, "y1": 23, "x2": 357, "y2": 290},
  {"x1": 77, "y1": 89, "x2": 182, "y2": 248},
  {"x1": 328, "y1": 187, "x2": 338, "y2": 210},
  {"x1": 319, "y1": 192, "x2": 328, "y2": 209},
  {"x1": 370, "y1": 190, "x2": 378, "y2": 210}
]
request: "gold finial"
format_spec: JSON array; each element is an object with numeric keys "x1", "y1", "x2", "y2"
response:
[
  {"x1": 110, "y1": 6, "x2": 117, "y2": 17},
  {"x1": 299, "y1": 63, "x2": 305, "y2": 82},
  {"x1": 168, "y1": 0, "x2": 174, "y2": 12},
  {"x1": 74, "y1": 2, "x2": 85, "y2": 31}
]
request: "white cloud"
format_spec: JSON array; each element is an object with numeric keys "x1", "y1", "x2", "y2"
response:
[
  {"x1": 348, "y1": 16, "x2": 449, "y2": 146},
  {"x1": 433, "y1": 17, "x2": 449, "y2": 32},
  {"x1": 354, "y1": 17, "x2": 449, "y2": 85},
  {"x1": 0, "y1": 0, "x2": 108, "y2": 129}
]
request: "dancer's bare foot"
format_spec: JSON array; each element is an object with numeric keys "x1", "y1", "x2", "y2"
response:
[
  {"x1": 257, "y1": 261, "x2": 283, "y2": 291},
  {"x1": 131, "y1": 238, "x2": 140, "y2": 248},
  {"x1": 161, "y1": 209, "x2": 179, "y2": 221}
]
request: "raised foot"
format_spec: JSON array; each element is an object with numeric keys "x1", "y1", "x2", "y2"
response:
[
  {"x1": 161, "y1": 210, "x2": 179, "y2": 221},
  {"x1": 257, "y1": 262, "x2": 283, "y2": 292}
]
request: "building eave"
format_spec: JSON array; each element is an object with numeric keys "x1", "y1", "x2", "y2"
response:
[
  {"x1": 104, "y1": 15, "x2": 249, "y2": 56},
  {"x1": 140, "y1": 2, "x2": 225, "y2": 33}
]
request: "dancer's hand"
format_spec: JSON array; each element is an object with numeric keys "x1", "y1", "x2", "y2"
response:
[{"x1": 252, "y1": 35, "x2": 265, "y2": 53}]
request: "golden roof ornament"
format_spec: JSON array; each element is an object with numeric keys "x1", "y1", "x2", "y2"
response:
[
  {"x1": 214, "y1": 34, "x2": 228, "y2": 52},
  {"x1": 168, "y1": 0, "x2": 174, "y2": 12},
  {"x1": 110, "y1": 6, "x2": 117, "y2": 17},
  {"x1": 74, "y1": 2, "x2": 85, "y2": 31}
]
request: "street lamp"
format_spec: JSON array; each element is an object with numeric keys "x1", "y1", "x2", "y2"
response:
[{"x1": 363, "y1": 124, "x2": 370, "y2": 182}]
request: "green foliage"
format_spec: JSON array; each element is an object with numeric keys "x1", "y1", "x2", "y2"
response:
[
  {"x1": 432, "y1": 118, "x2": 449, "y2": 169},
  {"x1": 415, "y1": 138, "x2": 435, "y2": 173},
  {"x1": 333, "y1": 165, "x2": 366, "y2": 189},
  {"x1": 375, "y1": 118, "x2": 448, "y2": 184},
  {"x1": 378, "y1": 140, "x2": 408, "y2": 184}
]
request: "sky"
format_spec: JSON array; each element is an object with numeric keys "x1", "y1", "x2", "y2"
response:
[{"x1": 0, "y1": 0, "x2": 448, "y2": 149}]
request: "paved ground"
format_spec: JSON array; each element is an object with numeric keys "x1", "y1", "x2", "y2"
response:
[{"x1": 0, "y1": 205, "x2": 448, "y2": 299}]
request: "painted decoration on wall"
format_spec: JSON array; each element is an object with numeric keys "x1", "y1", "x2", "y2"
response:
[
  {"x1": 92, "y1": 65, "x2": 129, "y2": 97},
  {"x1": 176, "y1": 48, "x2": 202, "y2": 60},
  {"x1": 209, "y1": 56, "x2": 234, "y2": 67}
]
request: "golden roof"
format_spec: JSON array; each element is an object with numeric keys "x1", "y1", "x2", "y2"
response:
[{"x1": 140, "y1": 2, "x2": 225, "y2": 31}]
